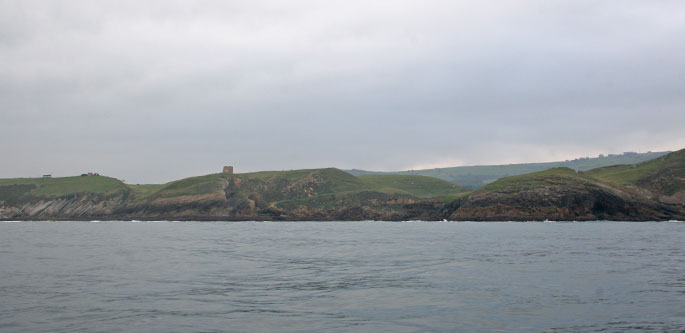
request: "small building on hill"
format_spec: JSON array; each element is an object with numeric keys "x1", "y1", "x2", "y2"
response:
[{"x1": 223, "y1": 166, "x2": 234, "y2": 174}]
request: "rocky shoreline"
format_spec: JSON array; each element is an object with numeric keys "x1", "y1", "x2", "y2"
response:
[{"x1": 2, "y1": 150, "x2": 684, "y2": 222}]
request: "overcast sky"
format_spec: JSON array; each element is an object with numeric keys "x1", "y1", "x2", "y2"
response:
[{"x1": 1, "y1": 1, "x2": 684, "y2": 183}]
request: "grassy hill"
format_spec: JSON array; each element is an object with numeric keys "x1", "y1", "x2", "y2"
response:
[
  {"x1": 358, "y1": 174, "x2": 463, "y2": 199},
  {"x1": 1, "y1": 150, "x2": 682, "y2": 221},
  {"x1": 126, "y1": 184, "x2": 164, "y2": 198},
  {"x1": 445, "y1": 150, "x2": 685, "y2": 221},
  {"x1": 145, "y1": 173, "x2": 228, "y2": 199},
  {"x1": 0, "y1": 176, "x2": 129, "y2": 204},
  {"x1": 477, "y1": 167, "x2": 590, "y2": 192},
  {"x1": 0, "y1": 169, "x2": 466, "y2": 220},
  {"x1": 585, "y1": 148, "x2": 685, "y2": 196},
  {"x1": 111, "y1": 168, "x2": 466, "y2": 219},
  {"x1": 145, "y1": 168, "x2": 465, "y2": 203},
  {"x1": 473, "y1": 149, "x2": 685, "y2": 196},
  {"x1": 0, "y1": 168, "x2": 464, "y2": 206},
  {"x1": 348, "y1": 151, "x2": 670, "y2": 189}
]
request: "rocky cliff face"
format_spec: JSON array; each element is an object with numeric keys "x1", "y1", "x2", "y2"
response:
[
  {"x1": 0, "y1": 191, "x2": 444, "y2": 221},
  {"x1": 444, "y1": 175, "x2": 683, "y2": 221},
  {"x1": 442, "y1": 150, "x2": 685, "y2": 221},
  {"x1": 0, "y1": 192, "x2": 130, "y2": 220},
  {"x1": 2, "y1": 150, "x2": 684, "y2": 221},
  {"x1": 2, "y1": 178, "x2": 681, "y2": 221},
  {"x1": 0, "y1": 169, "x2": 449, "y2": 221}
]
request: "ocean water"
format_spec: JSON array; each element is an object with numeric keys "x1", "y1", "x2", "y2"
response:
[{"x1": 0, "y1": 221, "x2": 683, "y2": 332}]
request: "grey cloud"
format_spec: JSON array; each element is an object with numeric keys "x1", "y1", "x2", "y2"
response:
[{"x1": 1, "y1": 0, "x2": 684, "y2": 183}]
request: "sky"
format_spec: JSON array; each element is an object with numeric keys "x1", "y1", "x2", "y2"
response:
[{"x1": 1, "y1": 0, "x2": 684, "y2": 184}]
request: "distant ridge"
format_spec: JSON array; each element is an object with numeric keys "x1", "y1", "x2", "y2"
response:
[{"x1": 346, "y1": 151, "x2": 670, "y2": 189}]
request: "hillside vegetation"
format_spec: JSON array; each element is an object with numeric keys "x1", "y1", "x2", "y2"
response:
[
  {"x1": 348, "y1": 151, "x2": 669, "y2": 189},
  {"x1": 118, "y1": 168, "x2": 465, "y2": 220},
  {"x1": 143, "y1": 168, "x2": 465, "y2": 202},
  {"x1": 0, "y1": 176, "x2": 128, "y2": 204},
  {"x1": 446, "y1": 149, "x2": 685, "y2": 221},
  {"x1": 1, "y1": 150, "x2": 683, "y2": 221},
  {"x1": 478, "y1": 168, "x2": 589, "y2": 191},
  {"x1": 146, "y1": 173, "x2": 228, "y2": 199},
  {"x1": 0, "y1": 168, "x2": 465, "y2": 220},
  {"x1": 585, "y1": 149, "x2": 685, "y2": 196},
  {"x1": 358, "y1": 175, "x2": 463, "y2": 199}
]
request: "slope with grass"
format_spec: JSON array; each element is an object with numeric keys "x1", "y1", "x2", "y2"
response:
[
  {"x1": 2, "y1": 150, "x2": 682, "y2": 221},
  {"x1": 358, "y1": 175, "x2": 463, "y2": 199},
  {"x1": 0, "y1": 168, "x2": 463, "y2": 220},
  {"x1": 446, "y1": 150, "x2": 685, "y2": 221},
  {"x1": 0, "y1": 176, "x2": 128, "y2": 199},
  {"x1": 585, "y1": 148, "x2": 685, "y2": 204},
  {"x1": 0, "y1": 176, "x2": 131, "y2": 219},
  {"x1": 122, "y1": 168, "x2": 464, "y2": 220},
  {"x1": 348, "y1": 151, "x2": 670, "y2": 189}
]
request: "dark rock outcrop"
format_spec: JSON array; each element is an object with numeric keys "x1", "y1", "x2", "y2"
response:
[{"x1": 446, "y1": 178, "x2": 682, "y2": 221}]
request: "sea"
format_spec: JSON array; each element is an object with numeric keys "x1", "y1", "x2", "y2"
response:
[{"x1": 1, "y1": 221, "x2": 683, "y2": 332}]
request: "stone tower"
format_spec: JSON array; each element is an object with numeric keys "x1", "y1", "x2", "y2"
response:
[{"x1": 223, "y1": 166, "x2": 234, "y2": 174}]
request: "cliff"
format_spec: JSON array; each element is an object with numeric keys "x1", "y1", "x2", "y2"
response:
[
  {"x1": 445, "y1": 149, "x2": 685, "y2": 221},
  {"x1": 0, "y1": 168, "x2": 461, "y2": 221},
  {"x1": 1, "y1": 149, "x2": 683, "y2": 221}
]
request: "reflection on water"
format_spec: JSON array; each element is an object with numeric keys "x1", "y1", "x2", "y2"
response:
[{"x1": 1, "y1": 221, "x2": 684, "y2": 332}]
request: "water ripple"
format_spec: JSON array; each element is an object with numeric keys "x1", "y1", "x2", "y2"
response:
[{"x1": 0, "y1": 221, "x2": 684, "y2": 332}]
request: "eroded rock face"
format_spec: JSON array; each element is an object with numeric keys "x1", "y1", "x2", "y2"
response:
[
  {"x1": 2, "y1": 163, "x2": 684, "y2": 221},
  {"x1": 446, "y1": 179, "x2": 684, "y2": 221},
  {"x1": 0, "y1": 192, "x2": 129, "y2": 220},
  {"x1": 659, "y1": 190, "x2": 685, "y2": 207},
  {"x1": 1, "y1": 181, "x2": 683, "y2": 221}
]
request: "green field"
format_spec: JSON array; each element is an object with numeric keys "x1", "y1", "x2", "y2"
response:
[
  {"x1": 0, "y1": 176, "x2": 128, "y2": 197},
  {"x1": 126, "y1": 183, "x2": 165, "y2": 199},
  {"x1": 241, "y1": 168, "x2": 369, "y2": 193},
  {"x1": 584, "y1": 164, "x2": 660, "y2": 187},
  {"x1": 585, "y1": 149, "x2": 685, "y2": 195},
  {"x1": 358, "y1": 174, "x2": 463, "y2": 198},
  {"x1": 477, "y1": 167, "x2": 589, "y2": 192},
  {"x1": 146, "y1": 173, "x2": 227, "y2": 199}
]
